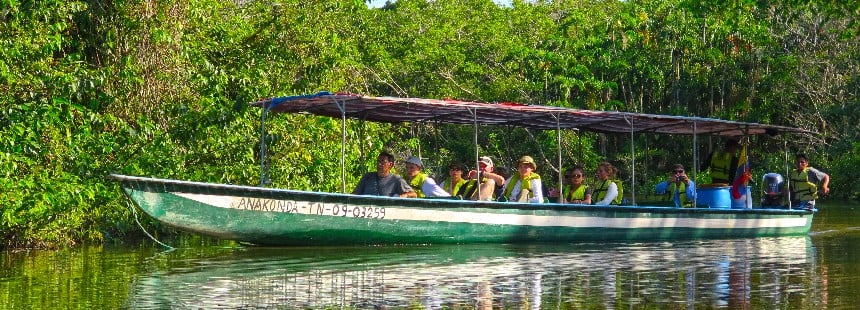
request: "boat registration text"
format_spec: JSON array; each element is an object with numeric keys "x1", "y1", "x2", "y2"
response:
[{"x1": 231, "y1": 197, "x2": 386, "y2": 219}]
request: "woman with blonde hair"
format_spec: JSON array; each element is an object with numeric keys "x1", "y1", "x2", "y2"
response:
[{"x1": 593, "y1": 161, "x2": 623, "y2": 205}]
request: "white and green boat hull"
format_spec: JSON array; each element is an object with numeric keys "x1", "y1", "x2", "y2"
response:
[{"x1": 113, "y1": 175, "x2": 813, "y2": 246}]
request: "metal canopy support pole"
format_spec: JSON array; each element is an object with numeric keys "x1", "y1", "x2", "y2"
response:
[
  {"x1": 471, "y1": 108, "x2": 481, "y2": 199},
  {"x1": 692, "y1": 121, "x2": 698, "y2": 207},
  {"x1": 627, "y1": 117, "x2": 636, "y2": 205},
  {"x1": 259, "y1": 102, "x2": 270, "y2": 187},
  {"x1": 742, "y1": 126, "x2": 752, "y2": 209},
  {"x1": 555, "y1": 114, "x2": 563, "y2": 202},
  {"x1": 432, "y1": 119, "x2": 442, "y2": 177},
  {"x1": 643, "y1": 138, "x2": 649, "y2": 201},
  {"x1": 414, "y1": 123, "x2": 423, "y2": 162},
  {"x1": 335, "y1": 97, "x2": 347, "y2": 193},
  {"x1": 785, "y1": 136, "x2": 792, "y2": 209}
]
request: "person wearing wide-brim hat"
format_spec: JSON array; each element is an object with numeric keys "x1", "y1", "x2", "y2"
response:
[
  {"x1": 403, "y1": 156, "x2": 450, "y2": 198},
  {"x1": 502, "y1": 155, "x2": 544, "y2": 203}
]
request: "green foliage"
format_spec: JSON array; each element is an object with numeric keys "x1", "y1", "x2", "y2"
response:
[{"x1": 1, "y1": 0, "x2": 858, "y2": 248}]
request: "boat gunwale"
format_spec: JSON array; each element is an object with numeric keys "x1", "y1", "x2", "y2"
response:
[{"x1": 109, "y1": 174, "x2": 813, "y2": 216}]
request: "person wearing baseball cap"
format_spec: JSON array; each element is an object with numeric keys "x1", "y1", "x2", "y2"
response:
[
  {"x1": 654, "y1": 164, "x2": 696, "y2": 208},
  {"x1": 502, "y1": 155, "x2": 544, "y2": 203},
  {"x1": 462, "y1": 156, "x2": 506, "y2": 201},
  {"x1": 403, "y1": 156, "x2": 450, "y2": 198},
  {"x1": 478, "y1": 156, "x2": 493, "y2": 167}
]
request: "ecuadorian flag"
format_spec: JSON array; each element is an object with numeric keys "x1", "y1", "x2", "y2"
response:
[{"x1": 730, "y1": 144, "x2": 751, "y2": 199}]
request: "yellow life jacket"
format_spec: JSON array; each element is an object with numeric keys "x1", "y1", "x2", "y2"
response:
[
  {"x1": 789, "y1": 168, "x2": 818, "y2": 201},
  {"x1": 564, "y1": 184, "x2": 589, "y2": 202},
  {"x1": 593, "y1": 179, "x2": 623, "y2": 205},
  {"x1": 667, "y1": 182, "x2": 693, "y2": 207},
  {"x1": 408, "y1": 173, "x2": 428, "y2": 198},
  {"x1": 441, "y1": 178, "x2": 467, "y2": 197},
  {"x1": 459, "y1": 177, "x2": 494, "y2": 200},
  {"x1": 709, "y1": 151, "x2": 734, "y2": 182},
  {"x1": 503, "y1": 173, "x2": 541, "y2": 201}
]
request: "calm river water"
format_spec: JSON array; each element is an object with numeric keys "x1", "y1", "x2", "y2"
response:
[{"x1": 2, "y1": 201, "x2": 858, "y2": 309}]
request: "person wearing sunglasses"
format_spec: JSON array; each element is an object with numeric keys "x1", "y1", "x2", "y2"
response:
[
  {"x1": 560, "y1": 166, "x2": 592, "y2": 204},
  {"x1": 655, "y1": 164, "x2": 697, "y2": 208},
  {"x1": 441, "y1": 161, "x2": 468, "y2": 198}
]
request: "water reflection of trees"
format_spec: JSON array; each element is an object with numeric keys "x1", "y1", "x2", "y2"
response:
[{"x1": 125, "y1": 237, "x2": 827, "y2": 309}]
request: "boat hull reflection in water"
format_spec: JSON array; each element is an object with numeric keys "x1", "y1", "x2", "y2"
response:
[{"x1": 126, "y1": 237, "x2": 821, "y2": 309}]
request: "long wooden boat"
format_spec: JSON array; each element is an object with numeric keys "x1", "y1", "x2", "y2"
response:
[{"x1": 111, "y1": 92, "x2": 815, "y2": 245}]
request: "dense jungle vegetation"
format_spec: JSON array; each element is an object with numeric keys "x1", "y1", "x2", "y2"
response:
[{"x1": 2, "y1": 0, "x2": 858, "y2": 248}]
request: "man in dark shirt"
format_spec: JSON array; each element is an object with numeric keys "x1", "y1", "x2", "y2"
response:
[{"x1": 352, "y1": 151, "x2": 416, "y2": 198}]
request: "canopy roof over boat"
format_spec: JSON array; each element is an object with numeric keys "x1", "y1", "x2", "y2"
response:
[{"x1": 251, "y1": 91, "x2": 812, "y2": 137}]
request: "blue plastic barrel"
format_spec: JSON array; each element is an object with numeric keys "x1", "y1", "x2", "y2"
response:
[{"x1": 696, "y1": 186, "x2": 731, "y2": 209}]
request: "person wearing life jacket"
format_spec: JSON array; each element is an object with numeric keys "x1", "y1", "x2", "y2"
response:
[
  {"x1": 593, "y1": 161, "x2": 624, "y2": 205},
  {"x1": 403, "y1": 156, "x2": 450, "y2": 198},
  {"x1": 353, "y1": 151, "x2": 416, "y2": 198},
  {"x1": 787, "y1": 153, "x2": 830, "y2": 210},
  {"x1": 560, "y1": 166, "x2": 592, "y2": 204},
  {"x1": 654, "y1": 164, "x2": 697, "y2": 208},
  {"x1": 462, "y1": 156, "x2": 507, "y2": 201},
  {"x1": 503, "y1": 156, "x2": 544, "y2": 203},
  {"x1": 441, "y1": 161, "x2": 468, "y2": 198},
  {"x1": 706, "y1": 139, "x2": 740, "y2": 184}
]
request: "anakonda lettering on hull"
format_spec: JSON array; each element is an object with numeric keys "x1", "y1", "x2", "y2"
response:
[{"x1": 230, "y1": 198, "x2": 385, "y2": 219}]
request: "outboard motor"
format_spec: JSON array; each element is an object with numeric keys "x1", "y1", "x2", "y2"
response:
[{"x1": 760, "y1": 173, "x2": 785, "y2": 207}]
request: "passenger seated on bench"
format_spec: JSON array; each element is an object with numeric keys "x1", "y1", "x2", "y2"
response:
[
  {"x1": 502, "y1": 156, "x2": 544, "y2": 203},
  {"x1": 593, "y1": 161, "x2": 623, "y2": 206},
  {"x1": 655, "y1": 164, "x2": 697, "y2": 208},
  {"x1": 461, "y1": 156, "x2": 506, "y2": 201},
  {"x1": 403, "y1": 156, "x2": 450, "y2": 198},
  {"x1": 353, "y1": 151, "x2": 416, "y2": 198},
  {"x1": 561, "y1": 166, "x2": 592, "y2": 204},
  {"x1": 441, "y1": 161, "x2": 468, "y2": 198}
]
